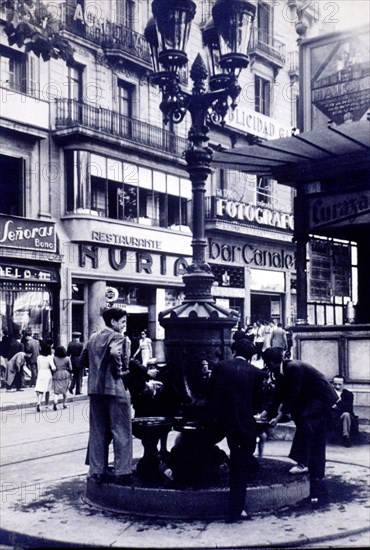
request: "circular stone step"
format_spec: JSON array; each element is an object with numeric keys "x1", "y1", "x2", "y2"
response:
[{"x1": 85, "y1": 458, "x2": 310, "y2": 519}]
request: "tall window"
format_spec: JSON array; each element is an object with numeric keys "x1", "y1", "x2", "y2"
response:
[
  {"x1": 67, "y1": 64, "x2": 84, "y2": 123},
  {"x1": 255, "y1": 76, "x2": 270, "y2": 116},
  {"x1": 117, "y1": 0, "x2": 136, "y2": 27},
  {"x1": 0, "y1": 49, "x2": 26, "y2": 93},
  {"x1": 0, "y1": 154, "x2": 25, "y2": 216},
  {"x1": 258, "y1": 1, "x2": 272, "y2": 44},
  {"x1": 118, "y1": 82, "x2": 132, "y2": 117},
  {"x1": 68, "y1": 65, "x2": 83, "y2": 102},
  {"x1": 117, "y1": 81, "x2": 133, "y2": 136}
]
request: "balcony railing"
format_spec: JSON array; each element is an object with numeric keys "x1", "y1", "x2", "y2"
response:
[
  {"x1": 60, "y1": 2, "x2": 151, "y2": 68},
  {"x1": 54, "y1": 99, "x2": 188, "y2": 156},
  {"x1": 101, "y1": 22, "x2": 152, "y2": 67},
  {"x1": 249, "y1": 28, "x2": 286, "y2": 68}
]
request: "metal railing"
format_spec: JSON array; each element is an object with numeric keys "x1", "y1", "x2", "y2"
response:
[
  {"x1": 60, "y1": 2, "x2": 151, "y2": 65},
  {"x1": 101, "y1": 22, "x2": 152, "y2": 65},
  {"x1": 54, "y1": 98, "x2": 188, "y2": 156},
  {"x1": 249, "y1": 28, "x2": 286, "y2": 66}
]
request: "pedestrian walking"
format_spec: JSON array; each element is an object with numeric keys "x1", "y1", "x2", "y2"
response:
[
  {"x1": 67, "y1": 331, "x2": 84, "y2": 395},
  {"x1": 35, "y1": 343, "x2": 56, "y2": 412},
  {"x1": 133, "y1": 329, "x2": 153, "y2": 367},
  {"x1": 52, "y1": 345, "x2": 72, "y2": 410},
  {"x1": 262, "y1": 347, "x2": 338, "y2": 503},
  {"x1": 23, "y1": 329, "x2": 40, "y2": 387},
  {"x1": 80, "y1": 308, "x2": 133, "y2": 484}
]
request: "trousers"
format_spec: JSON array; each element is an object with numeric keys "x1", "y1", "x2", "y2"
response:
[{"x1": 89, "y1": 394, "x2": 132, "y2": 476}]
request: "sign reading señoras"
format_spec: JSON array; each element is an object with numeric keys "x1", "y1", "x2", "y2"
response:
[{"x1": 0, "y1": 215, "x2": 56, "y2": 252}]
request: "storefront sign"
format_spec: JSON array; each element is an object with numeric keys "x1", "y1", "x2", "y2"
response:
[
  {"x1": 208, "y1": 240, "x2": 295, "y2": 270},
  {"x1": 91, "y1": 231, "x2": 162, "y2": 251},
  {"x1": 308, "y1": 191, "x2": 370, "y2": 229},
  {"x1": 79, "y1": 245, "x2": 189, "y2": 277},
  {"x1": 0, "y1": 215, "x2": 56, "y2": 252},
  {"x1": 226, "y1": 106, "x2": 292, "y2": 140},
  {"x1": 215, "y1": 198, "x2": 294, "y2": 230},
  {"x1": 0, "y1": 264, "x2": 58, "y2": 283}
]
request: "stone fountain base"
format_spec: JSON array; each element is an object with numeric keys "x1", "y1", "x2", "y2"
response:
[{"x1": 84, "y1": 458, "x2": 310, "y2": 519}]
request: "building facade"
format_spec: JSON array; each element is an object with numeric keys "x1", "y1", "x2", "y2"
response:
[{"x1": 0, "y1": 0, "x2": 320, "y2": 361}]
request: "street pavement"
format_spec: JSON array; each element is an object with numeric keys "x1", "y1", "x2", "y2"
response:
[{"x1": 0, "y1": 384, "x2": 369, "y2": 549}]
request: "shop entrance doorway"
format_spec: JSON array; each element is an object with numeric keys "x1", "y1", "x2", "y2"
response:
[{"x1": 250, "y1": 293, "x2": 282, "y2": 324}]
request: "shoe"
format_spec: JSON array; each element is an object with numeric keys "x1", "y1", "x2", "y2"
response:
[
  {"x1": 63, "y1": 405, "x2": 67, "y2": 409},
  {"x1": 342, "y1": 436, "x2": 351, "y2": 447},
  {"x1": 76, "y1": 392, "x2": 82, "y2": 395},
  {"x1": 53, "y1": 404, "x2": 57, "y2": 411},
  {"x1": 226, "y1": 510, "x2": 249, "y2": 523},
  {"x1": 289, "y1": 464, "x2": 308, "y2": 474},
  {"x1": 36, "y1": 404, "x2": 40, "y2": 413},
  {"x1": 69, "y1": 389, "x2": 73, "y2": 394},
  {"x1": 16, "y1": 389, "x2": 24, "y2": 392}
]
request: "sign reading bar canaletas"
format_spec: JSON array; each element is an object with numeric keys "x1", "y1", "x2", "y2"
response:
[{"x1": 0, "y1": 215, "x2": 56, "y2": 252}]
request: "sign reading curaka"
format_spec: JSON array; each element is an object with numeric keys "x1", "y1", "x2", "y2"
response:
[{"x1": 308, "y1": 190, "x2": 370, "y2": 230}]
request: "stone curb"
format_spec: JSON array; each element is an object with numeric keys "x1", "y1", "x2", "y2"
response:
[
  {"x1": 85, "y1": 468, "x2": 310, "y2": 518},
  {"x1": 0, "y1": 393, "x2": 88, "y2": 411}
]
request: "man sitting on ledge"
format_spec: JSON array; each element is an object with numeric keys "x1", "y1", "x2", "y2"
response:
[{"x1": 330, "y1": 375, "x2": 357, "y2": 447}]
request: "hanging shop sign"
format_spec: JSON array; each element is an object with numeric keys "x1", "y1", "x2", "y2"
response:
[{"x1": 0, "y1": 215, "x2": 56, "y2": 252}]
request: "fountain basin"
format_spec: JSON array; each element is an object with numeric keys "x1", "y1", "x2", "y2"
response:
[{"x1": 85, "y1": 458, "x2": 310, "y2": 519}]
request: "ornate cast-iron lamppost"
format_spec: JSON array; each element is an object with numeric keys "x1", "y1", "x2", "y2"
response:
[{"x1": 145, "y1": 0, "x2": 256, "y2": 428}]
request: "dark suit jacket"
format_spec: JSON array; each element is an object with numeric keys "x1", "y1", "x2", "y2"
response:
[
  {"x1": 278, "y1": 360, "x2": 338, "y2": 418},
  {"x1": 205, "y1": 358, "x2": 264, "y2": 439},
  {"x1": 334, "y1": 388, "x2": 354, "y2": 415}
]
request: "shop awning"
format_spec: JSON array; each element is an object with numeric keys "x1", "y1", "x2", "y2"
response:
[{"x1": 212, "y1": 117, "x2": 370, "y2": 185}]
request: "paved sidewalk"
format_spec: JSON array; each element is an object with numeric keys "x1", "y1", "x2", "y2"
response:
[
  {"x1": 1, "y1": 384, "x2": 369, "y2": 549},
  {"x1": 0, "y1": 378, "x2": 88, "y2": 411}
]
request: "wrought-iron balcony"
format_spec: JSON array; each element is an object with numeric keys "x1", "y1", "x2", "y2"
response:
[
  {"x1": 60, "y1": 2, "x2": 152, "y2": 70},
  {"x1": 249, "y1": 28, "x2": 286, "y2": 72},
  {"x1": 101, "y1": 22, "x2": 152, "y2": 70},
  {"x1": 54, "y1": 98, "x2": 188, "y2": 157}
]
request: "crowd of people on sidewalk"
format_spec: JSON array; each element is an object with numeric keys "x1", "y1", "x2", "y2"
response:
[{"x1": 0, "y1": 325, "x2": 86, "y2": 411}]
